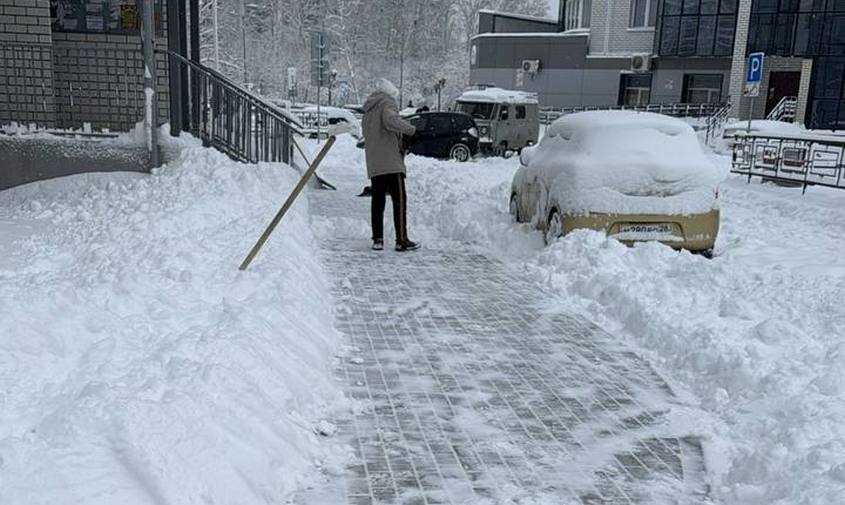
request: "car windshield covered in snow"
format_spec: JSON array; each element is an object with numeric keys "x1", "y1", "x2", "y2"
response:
[{"x1": 455, "y1": 101, "x2": 494, "y2": 120}]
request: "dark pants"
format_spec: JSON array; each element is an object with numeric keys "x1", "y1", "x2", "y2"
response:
[{"x1": 371, "y1": 173, "x2": 408, "y2": 242}]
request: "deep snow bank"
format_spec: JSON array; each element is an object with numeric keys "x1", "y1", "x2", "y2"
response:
[
  {"x1": 397, "y1": 147, "x2": 845, "y2": 505},
  {"x1": 0, "y1": 136, "x2": 347, "y2": 504}
]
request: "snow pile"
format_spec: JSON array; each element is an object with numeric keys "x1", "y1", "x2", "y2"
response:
[
  {"x1": 401, "y1": 148, "x2": 845, "y2": 505},
  {"x1": 457, "y1": 87, "x2": 538, "y2": 104},
  {"x1": 0, "y1": 136, "x2": 347, "y2": 504},
  {"x1": 722, "y1": 119, "x2": 804, "y2": 138},
  {"x1": 522, "y1": 111, "x2": 725, "y2": 215}
]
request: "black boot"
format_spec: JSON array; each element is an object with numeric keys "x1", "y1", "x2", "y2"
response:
[{"x1": 395, "y1": 239, "x2": 420, "y2": 252}]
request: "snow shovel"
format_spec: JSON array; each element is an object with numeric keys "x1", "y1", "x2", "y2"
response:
[
  {"x1": 239, "y1": 124, "x2": 350, "y2": 271},
  {"x1": 293, "y1": 138, "x2": 336, "y2": 190}
]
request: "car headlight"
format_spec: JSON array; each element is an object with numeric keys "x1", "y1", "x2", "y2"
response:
[
  {"x1": 468, "y1": 127, "x2": 478, "y2": 138},
  {"x1": 480, "y1": 125, "x2": 489, "y2": 136}
]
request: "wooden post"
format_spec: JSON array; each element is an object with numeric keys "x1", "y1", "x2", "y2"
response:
[{"x1": 239, "y1": 135, "x2": 337, "y2": 271}]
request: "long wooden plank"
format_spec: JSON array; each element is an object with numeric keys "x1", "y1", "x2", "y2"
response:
[{"x1": 238, "y1": 135, "x2": 337, "y2": 271}]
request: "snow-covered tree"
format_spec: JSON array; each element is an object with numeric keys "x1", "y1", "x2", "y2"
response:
[{"x1": 198, "y1": 0, "x2": 550, "y2": 105}]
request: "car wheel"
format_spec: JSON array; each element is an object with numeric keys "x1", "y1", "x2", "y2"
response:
[
  {"x1": 450, "y1": 143, "x2": 471, "y2": 162},
  {"x1": 544, "y1": 208, "x2": 562, "y2": 245},
  {"x1": 509, "y1": 194, "x2": 520, "y2": 222},
  {"x1": 495, "y1": 141, "x2": 508, "y2": 157}
]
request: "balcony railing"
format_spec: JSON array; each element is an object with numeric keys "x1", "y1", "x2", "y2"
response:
[{"x1": 730, "y1": 131, "x2": 845, "y2": 193}]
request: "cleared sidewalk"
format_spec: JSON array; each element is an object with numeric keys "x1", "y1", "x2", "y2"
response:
[{"x1": 299, "y1": 151, "x2": 711, "y2": 504}]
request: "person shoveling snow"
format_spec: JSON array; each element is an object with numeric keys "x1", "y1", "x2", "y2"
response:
[{"x1": 361, "y1": 78, "x2": 420, "y2": 252}]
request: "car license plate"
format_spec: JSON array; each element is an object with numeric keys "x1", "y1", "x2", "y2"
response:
[{"x1": 617, "y1": 223, "x2": 672, "y2": 235}]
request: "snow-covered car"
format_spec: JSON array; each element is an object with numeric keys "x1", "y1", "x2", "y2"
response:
[
  {"x1": 511, "y1": 111, "x2": 723, "y2": 254},
  {"x1": 293, "y1": 106, "x2": 361, "y2": 139}
]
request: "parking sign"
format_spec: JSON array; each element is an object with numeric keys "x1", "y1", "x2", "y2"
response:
[{"x1": 744, "y1": 52, "x2": 765, "y2": 97}]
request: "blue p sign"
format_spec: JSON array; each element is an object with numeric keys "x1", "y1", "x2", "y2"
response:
[{"x1": 747, "y1": 52, "x2": 764, "y2": 83}]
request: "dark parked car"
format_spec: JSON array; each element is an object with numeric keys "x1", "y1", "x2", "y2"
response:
[{"x1": 404, "y1": 112, "x2": 479, "y2": 162}]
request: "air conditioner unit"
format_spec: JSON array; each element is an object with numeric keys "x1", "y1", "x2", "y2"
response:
[
  {"x1": 521, "y1": 59, "x2": 541, "y2": 74},
  {"x1": 631, "y1": 53, "x2": 652, "y2": 72}
]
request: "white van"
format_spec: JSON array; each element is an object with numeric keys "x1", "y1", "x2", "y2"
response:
[{"x1": 455, "y1": 87, "x2": 540, "y2": 156}]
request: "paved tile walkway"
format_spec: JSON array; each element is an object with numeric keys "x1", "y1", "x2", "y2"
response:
[{"x1": 299, "y1": 185, "x2": 711, "y2": 505}]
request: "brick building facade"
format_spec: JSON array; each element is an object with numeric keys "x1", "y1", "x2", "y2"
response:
[{"x1": 0, "y1": 0, "x2": 169, "y2": 132}]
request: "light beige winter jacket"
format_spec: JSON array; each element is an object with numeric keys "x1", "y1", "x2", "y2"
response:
[{"x1": 361, "y1": 91, "x2": 416, "y2": 179}]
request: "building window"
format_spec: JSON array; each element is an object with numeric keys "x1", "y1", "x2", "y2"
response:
[
  {"x1": 682, "y1": 74, "x2": 723, "y2": 103},
  {"x1": 630, "y1": 0, "x2": 657, "y2": 27},
  {"x1": 656, "y1": 0, "x2": 736, "y2": 56},
  {"x1": 619, "y1": 73, "x2": 652, "y2": 106},
  {"x1": 51, "y1": 0, "x2": 160, "y2": 34},
  {"x1": 748, "y1": 0, "x2": 845, "y2": 56},
  {"x1": 565, "y1": 0, "x2": 592, "y2": 30}
]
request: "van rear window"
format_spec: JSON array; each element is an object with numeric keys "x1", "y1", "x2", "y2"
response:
[{"x1": 516, "y1": 105, "x2": 526, "y2": 119}]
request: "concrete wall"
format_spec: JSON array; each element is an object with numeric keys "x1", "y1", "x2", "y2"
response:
[
  {"x1": 589, "y1": 0, "x2": 655, "y2": 56},
  {"x1": 473, "y1": 33, "x2": 591, "y2": 71},
  {"x1": 0, "y1": 0, "x2": 55, "y2": 126},
  {"x1": 471, "y1": 67, "x2": 628, "y2": 107},
  {"x1": 0, "y1": 134, "x2": 150, "y2": 190},
  {"x1": 471, "y1": 33, "x2": 656, "y2": 107},
  {"x1": 650, "y1": 57, "x2": 731, "y2": 103}
]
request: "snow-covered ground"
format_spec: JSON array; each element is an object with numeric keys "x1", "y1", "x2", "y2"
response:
[
  {"x1": 0, "y1": 135, "x2": 349, "y2": 504},
  {"x1": 322, "y1": 136, "x2": 845, "y2": 504},
  {"x1": 4, "y1": 128, "x2": 844, "y2": 505}
]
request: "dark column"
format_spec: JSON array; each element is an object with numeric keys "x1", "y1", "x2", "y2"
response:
[
  {"x1": 178, "y1": 0, "x2": 190, "y2": 130},
  {"x1": 189, "y1": 0, "x2": 201, "y2": 132},
  {"x1": 166, "y1": 0, "x2": 183, "y2": 136}
]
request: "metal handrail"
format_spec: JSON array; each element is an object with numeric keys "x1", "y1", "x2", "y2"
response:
[
  {"x1": 730, "y1": 131, "x2": 845, "y2": 193},
  {"x1": 159, "y1": 50, "x2": 301, "y2": 164},
  {"x1": 766, "y1": 96, "x2": 797, "y2": 122},
  {"x1": 705, "y1": 103, "x2": 732, "y2": 146}
]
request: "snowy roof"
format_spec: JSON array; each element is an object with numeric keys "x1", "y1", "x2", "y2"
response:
[
  {"x1": 478, "y1": 9, "x2": 557, "y2": 24},
  {"x1": 457, "y1": 87, "x2": 538, "y2": 105},
  {"x1": 471, "y1": 31, "x2": 588, "y2": 40}
]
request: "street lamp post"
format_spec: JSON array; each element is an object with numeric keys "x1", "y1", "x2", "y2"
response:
[
  {"x1": 434, "y1": 78, "x2": 446, "y2": 111},
  {"x1": 328, "y1": 69, "x2": 337, "y2": 106},
  {"x1": 397, "y1": 19, "x2": 417, "y2": 108},
  {"x1": 241, "y1": 0, "x2": 247, "y2": 84}
]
